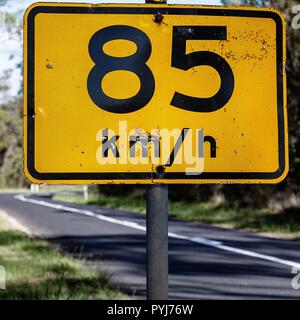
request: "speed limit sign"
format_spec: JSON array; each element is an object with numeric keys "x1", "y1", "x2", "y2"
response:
[{"x1": 24, "y1": 3, "x2": 287, "y2": 184}]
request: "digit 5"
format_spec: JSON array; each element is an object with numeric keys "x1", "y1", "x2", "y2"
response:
[{"x1": 171, "y1": 26, "x2": 234, "y2": 112}]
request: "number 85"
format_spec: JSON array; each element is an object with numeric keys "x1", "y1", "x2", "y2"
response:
[{"x1": 87, "y1": 25, "x2": 234, "y2": 114}]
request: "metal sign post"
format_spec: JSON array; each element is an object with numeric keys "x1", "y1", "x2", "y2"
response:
[
  {"x1": 145, "y1": 0, "x2": 167, "y2": 3},
  {"x1": 146, "y1": 185, "x2": 168, "y2": 300},
  {"x1": 145, "y1": 0, "x2": 168, "y2": 301}
]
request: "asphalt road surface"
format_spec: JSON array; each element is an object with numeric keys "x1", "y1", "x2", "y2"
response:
[{"x1": 1, "y1": 192, "x2": 300, "y2": 299}]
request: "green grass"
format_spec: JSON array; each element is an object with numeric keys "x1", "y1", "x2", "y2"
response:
[
  {"x1": 54, "y1": 193, "x2": 300, "y2": 239},
  {"x1": 0, "y1": 213, "x2": 126, "y2": 300}
]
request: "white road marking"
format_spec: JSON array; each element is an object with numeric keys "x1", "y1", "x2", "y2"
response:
[{"x1": 15, "y1": 194, "x2": 300, "y2": 270}]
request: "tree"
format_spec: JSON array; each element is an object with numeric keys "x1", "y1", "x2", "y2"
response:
[
  {"x1": 0, "y1": 97, "x2": 27, "y2": 187},
  {"x1": 0, "y1": 1, "x2": 25, "y2": 187}
]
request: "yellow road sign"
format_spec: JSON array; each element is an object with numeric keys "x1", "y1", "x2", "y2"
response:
[{"x1": 23, "y1": 3, "x2": 288, "y2": 184}]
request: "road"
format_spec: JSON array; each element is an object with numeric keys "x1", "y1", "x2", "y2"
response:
[{"x1": 1, "y1": 192, "x2": 300, "y2": 299}]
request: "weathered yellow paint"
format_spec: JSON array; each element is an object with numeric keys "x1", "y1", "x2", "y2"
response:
[{"x1": 23, "y1": 3, "x2": 288, "y2": 184}]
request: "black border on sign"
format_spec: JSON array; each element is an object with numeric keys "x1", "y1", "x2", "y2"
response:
[{"x1": 26, "y1": 5, "x2": 286, "y2": 181}]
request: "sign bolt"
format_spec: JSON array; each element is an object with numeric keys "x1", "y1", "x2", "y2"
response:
[{"x1": 153, "y1": 12, "x2": 164, "y2": 24}]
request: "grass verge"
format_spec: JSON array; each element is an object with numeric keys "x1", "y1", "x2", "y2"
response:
[
  {"x1": 0, "y1": 211, "x2": 126, "y2": 299},
  {"x1": 53, "y1": 193, "x2": 300, "y2": 239}
]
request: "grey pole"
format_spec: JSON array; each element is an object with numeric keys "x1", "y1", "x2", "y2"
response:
[
  {"x1": 146, "y1": 184, "x2": 169, "y2": 300},
  {"x1": 145, "y1": 0, "x2": 168, "y2": 301},
  {"x1": 145, "y1": 0, "x2": 167, "y2": 3}
]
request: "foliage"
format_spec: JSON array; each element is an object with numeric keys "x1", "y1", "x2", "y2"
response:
[
  {"x1": 0, "y1": 1, "x2": 24, "y2": 187},
  {"x1": 0, "y1": 97, "x2": 27, "y2": 187}
]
